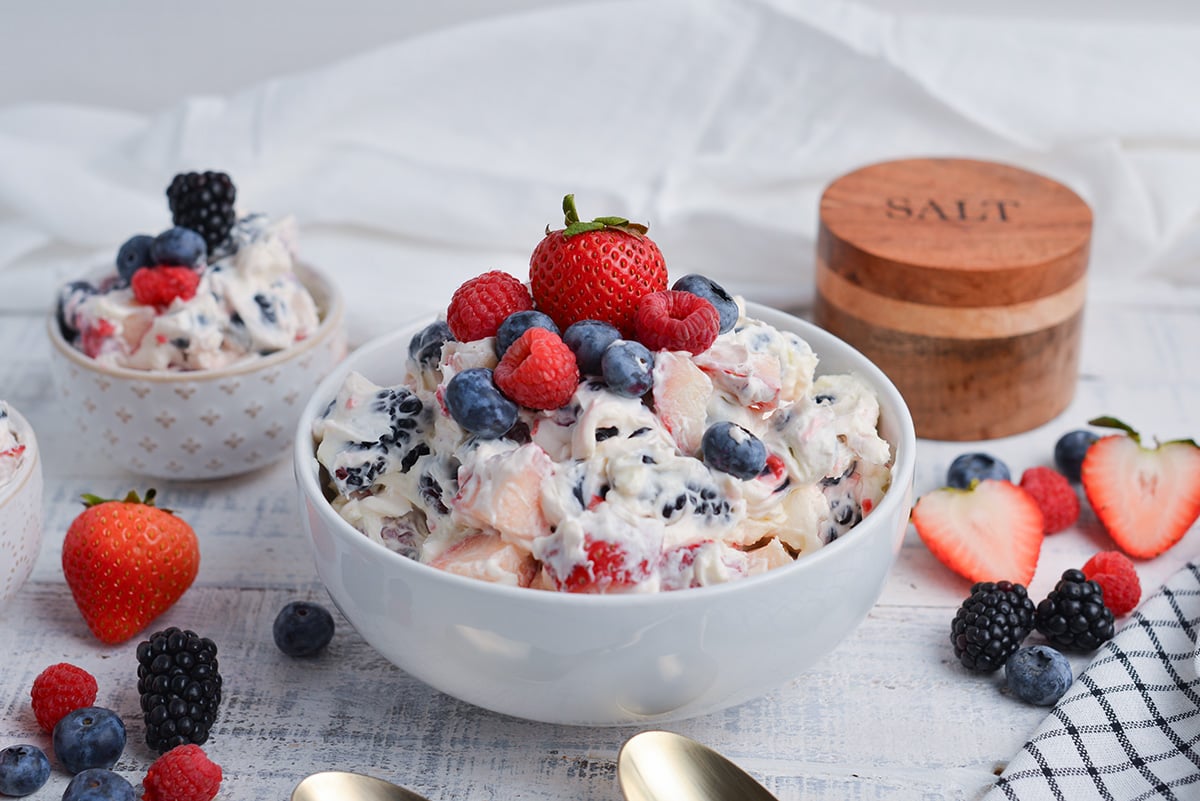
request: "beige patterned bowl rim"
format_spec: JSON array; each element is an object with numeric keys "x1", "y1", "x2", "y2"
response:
[
  {"x1": 45, "y1": 261, "x2": 344, "y2": 383},
  {"x1": 0, "y1": 404, "x2": 40, "y2": 509}
]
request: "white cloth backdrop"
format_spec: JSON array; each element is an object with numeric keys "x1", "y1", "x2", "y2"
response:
[{"x1": 2, "y1": 0, "x2": 1198, "y2": 343}]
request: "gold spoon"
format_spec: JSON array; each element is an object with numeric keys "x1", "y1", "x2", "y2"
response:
[
  {"x1": 291, "y1": 771, "x2": 432, "y2": 801},
  {"x1": 618, "y1": 730, "x2": 780, "y2": 801}
]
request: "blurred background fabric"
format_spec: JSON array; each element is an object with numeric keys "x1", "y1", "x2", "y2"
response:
[{"x1": 2, "y1": 0, "x2": 1198, "y2": 343}]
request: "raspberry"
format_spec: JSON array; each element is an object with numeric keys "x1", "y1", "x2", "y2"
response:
[
  {"x1": 142, "y1": 744, "x2": 222, "y2": 801},
  {"x1": 30, "y1": 663, "x2": 98, "y2": 733},
  {"x1": 493, "y1": 327, "x2": 580, "y2": 410},
  {"x1": 131, "y1": 266, "x2": 201, "y2": 310},
  {"x1": 446, "y1": 271, "x2": 532, "y2": 342},
  {"x1": 1082, "y1": 550, "x2": 1141, "y2": 615},
  {"x1": 559, "y1": 537, "x2": 651, "y2": 593},
  {"x1": 633, "y1": 290, "x2": 719, "y2": 354},
  {"x1": 1018, "y1": 466, "x2": 1079, "y2": 533}
]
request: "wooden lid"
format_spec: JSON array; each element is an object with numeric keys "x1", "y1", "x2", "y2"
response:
[{"x1": 818, "y1": 158, "x2": 1092, "y2": 307}]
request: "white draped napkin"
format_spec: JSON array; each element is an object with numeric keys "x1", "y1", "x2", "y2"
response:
[
  {"x1": 2, "y1": 0, "x2": 1199, "y2": 343},
  {"x1": 986, "y1": 563, "x2": 1200, "y2": 801}
]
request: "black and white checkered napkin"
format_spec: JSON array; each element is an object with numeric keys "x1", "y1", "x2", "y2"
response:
[{"x1": 986, "y1": 562, "x2": 1200, "y2": 800}]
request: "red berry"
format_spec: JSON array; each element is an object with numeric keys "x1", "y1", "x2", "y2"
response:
[
  {"x1": 529, "y1": 194, "x2": 668, "y2": 337},
  {"x1": 911, "y1": 480, "x2": 1044, "y2": 585},
  {"x1": 493, "y1": 327, "x2": 580, "y2": 410},
  {"x1": 131, "y1": 266, "x2": 201, "y2": 310},
  {"x1": 1018, "y1": 466, "x2": 1080, "y2": 534},
  {"x1": 634, "y1": 290, "x2": 720, "y2": 354},
  {"x1": 1082, "y1": 550, "x2": 1141, "y2": 615},
  {"x1": 142, "y1": 744, "x2": 223, "y2": 801},
  {"x1": 81, "y1": 319, "x2": 116, "y2": 358},
  {"x1": 559, "y1": 537, "x2": 650, "y2": 593},
  {"x1": 446, "y1": 270, "x2": 533, "y2": 342},
  {"x1": 1081, "y1": 417, "x2": 1200, "y2": 559},
  {"x1": 30, "y1": 662, "x2": 98, "y2": 733}
]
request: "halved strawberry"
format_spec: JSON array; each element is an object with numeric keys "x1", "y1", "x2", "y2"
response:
[
  {"x1": 911, "y1": 479, "x2": 1044, "y2": 585},
  {"x1": 1080, "y1": 416, "x2": 1200, "y2": 559}
]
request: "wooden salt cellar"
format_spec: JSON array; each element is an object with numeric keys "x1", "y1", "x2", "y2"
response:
[{"x1": 813, "y1": 158, "x2": 1092, "y2": 441}]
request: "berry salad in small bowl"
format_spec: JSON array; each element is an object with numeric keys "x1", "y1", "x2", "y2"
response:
[
  {"x1": 296, "y1": 195, "x2": 917, "y2": 725},
  {"x1": 47, "y1": 171, "x2": 346, "y2": 480},
  {"x1": 0, "y1": 401, "x2": 43, "y2": 608}
]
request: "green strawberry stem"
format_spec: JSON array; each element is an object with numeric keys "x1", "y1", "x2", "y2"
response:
[
  {"x1": 79, "y1": 488, "x2": 174, "y2": 512},
  {"x1": 557, "y1": 193, "x2": 649, "y2": 239},
  {"x1": 1087, "y1": 416, "x2": 1198, "y2": 449},
  {"x1": 1088, "y1": 416, "x2": 1139, "y2": 440}
]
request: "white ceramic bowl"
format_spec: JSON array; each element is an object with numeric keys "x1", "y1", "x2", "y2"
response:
[
  {"x1": 0, "y1": 405, "x2": 44, "y2": 608},
  {"x1": 47, "y1": 264, "x2": 346, "y2": 481},
  {"x1": 294, "y1": 304, "x2": 916, "y2": 725}
]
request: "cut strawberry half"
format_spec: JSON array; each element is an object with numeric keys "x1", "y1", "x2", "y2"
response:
[
  {"x1": 1080, "y1": 416, "x2": 1200, "y2": 559},
  {"x1": 911, "y1": 479, "x2": 1044, "y2": 585}
]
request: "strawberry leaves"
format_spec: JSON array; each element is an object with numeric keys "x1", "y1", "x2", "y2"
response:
[{"x1": 557, "y1": 193, "x2": 649, "y2": 239}]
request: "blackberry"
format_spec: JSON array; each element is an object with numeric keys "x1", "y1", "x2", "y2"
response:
[
  {"x1": 136, "y1": 628, "x2": 222, "y2": 754},
  {"x1": 1035, "y1": 569, "x2": 1115, "y2": 652},
  {"x1": 408, "y1": 320, "x2": 455, "y2": 369},
  {"x1": 950, "y1": 581, "x2": 1036, "y2": 673},
  {"x1": 166, "y1": 171, "x2": 237, "y2": 253}
]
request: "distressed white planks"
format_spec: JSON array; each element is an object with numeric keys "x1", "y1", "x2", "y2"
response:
[{"x1": 1, "y1": 284, "x2": 1198, "y2": 801}]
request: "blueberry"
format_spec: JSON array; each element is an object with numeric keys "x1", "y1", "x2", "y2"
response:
[
  {"x1": 496, "y1": 310, "x2": 559, "y2": 358},
  {"x1": 600, "y1": 340, "x2": 655, "y2": 397},
  {"x1": 0, "y1": 744, "x2": 50, "y2": 796},
  {"x1": 946, "y1": 452, "x2": 1010, "y2": 489},
  {"x1": 563, "y1": 320, "x2": 621, "y2": 375},
  {"x1": 1054, "y1": 429, "x2": 1099, "y2": 483},
  {"x1": 702, "y1": 421, "x2": 767, "y2": 479},
  {"x1": 115, "y1": 234, "x2": 155, "y2": 282},
  {"x1": 149, "y1": 226, "x2": 206, "y2": 267},
  {"x1": 444, "y1": 368, "x2": 518, "y2": 438},
  {"x1": 407, "y1": 321, "x2": 455, "y2": 369},
  {"x1": 1005, "y1": 645, "x2": 1073, "y2": 706},
  {"x1": 52, "y1": 707, "x2": 126, "y2": 774},
  {"x1": 62, "y1": 768, "x2": 136, "y2": 801},
  {"x1": 273, "y1": 600, "x2": 336, "y2": 657},
  {"x1": 672, "y1": 273, "x2": 738, "y2": 333}
]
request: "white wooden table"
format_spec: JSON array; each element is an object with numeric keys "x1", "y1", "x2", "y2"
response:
[{"x1": 2, "y1": 284, "x2": 1198, "y2": 801}]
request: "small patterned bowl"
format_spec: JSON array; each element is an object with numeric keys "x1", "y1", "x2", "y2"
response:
[
  {"x1": 47, "y1": 264, "x2": 346, "y2": 481},
  {"x1": 0, "y1": 405, "x2": 44, "y2": 607}
]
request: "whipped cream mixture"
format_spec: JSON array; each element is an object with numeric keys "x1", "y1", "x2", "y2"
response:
[
  {"x1": 0, "y1": 403, "x2": 27, "y2": 487},
  {"x1": 314, "y1": 305, "x2": 892, "y2": 593},
  {"x1": 58, "y1": 215, "x2": 320, "y2": 371}
]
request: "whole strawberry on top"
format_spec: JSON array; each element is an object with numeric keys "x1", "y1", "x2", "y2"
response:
[
  {"x1": 1081, "y1": 416, "x2": 1200, "y2": 559},
  {"x1": 529, "y1": 194, "x2": 668, "y2": 337},
  {"x1": 62, "y1": 490, "x2": 200, "y2": 644}
]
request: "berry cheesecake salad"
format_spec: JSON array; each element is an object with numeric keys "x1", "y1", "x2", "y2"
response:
[
  {"x1": 314, "y1": 195, "x2": 893, "y2": 593},
  {"x1": 0, "y1": 402, "x2": 27, "y2": 487},
  {"x1": 56, "y1": 171, "x2": 320, "y2": 371}
]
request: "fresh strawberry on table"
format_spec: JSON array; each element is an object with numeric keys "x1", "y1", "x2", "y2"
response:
[
  {"x1": 529, "y1": 194, "x2": 668, "y2": 337},
  {"x1": 61, "y1": 489, "x2": 200, "y2": 644},
  {"x1": 1080, "y1": 416, "x2": 1200, "y2": 559},
  {"x1": 911, "y1": 479, "x2": 1044, "y2": 585}
]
